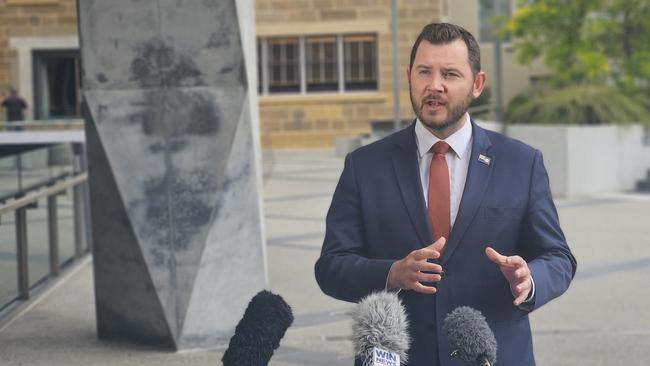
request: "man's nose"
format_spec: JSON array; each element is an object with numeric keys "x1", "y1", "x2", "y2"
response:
[{"x1": 426, "y1": 74, "x2": 444, "y2": 93}]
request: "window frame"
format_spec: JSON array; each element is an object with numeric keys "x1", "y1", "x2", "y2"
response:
[
  {"x1": 266, "y1": 36, "x2": 301, "y2": 94},
  {"x1": 305, "y1": 35, "x2": 339, "y2": 93},
  {"x1": 343, "y1": 34, "x2": 378, "y2": 91},
  {"x1": 257, "y1": 33, "x2": 378, "y2": 95}
]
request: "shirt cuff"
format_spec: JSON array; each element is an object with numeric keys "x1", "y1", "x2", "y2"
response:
[
  {"x1": 385, "y1": 261, "x2": 401, "y2": 294},
  {"x1": 524, "y1": 275, "x2": 535, "y2": 303},
  {"x1": 517, "y1": 275, "x2": 535, "y2": 311}
]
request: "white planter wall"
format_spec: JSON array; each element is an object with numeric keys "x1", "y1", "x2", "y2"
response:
[
  {"x1": 477, "y1": 121, "x2": 650, "y2": 197},
  {"x1": 617, "y1": 125, "x2": 650, "y2": 191},
  {"x1": 509, "y1": 125, "x2": 571, "y2": 196}
]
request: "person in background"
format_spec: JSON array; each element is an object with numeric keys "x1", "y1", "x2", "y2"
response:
[{"x1": 1, "y1": 86, "x2": 28, "y2": 131}]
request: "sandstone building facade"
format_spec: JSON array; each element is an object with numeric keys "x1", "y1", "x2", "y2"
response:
[{"x1": 0, "y1": 0, "x2": 544, "y2": 147}]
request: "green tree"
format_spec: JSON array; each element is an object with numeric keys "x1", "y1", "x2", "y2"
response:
[
  {"x1": 504, "y1": 0, "x2": 608, "y2": 84},
  {"x1": 504, "y1": 84, "x2": 648, "y2": 125},
  {"x1": 605, "y1": 0, "x2": 650, "y2": 89},
  {"x1": 501, "y1": 0, "x2": 650, "y2": 124}
]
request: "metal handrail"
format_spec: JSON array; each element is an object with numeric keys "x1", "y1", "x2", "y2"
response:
[
  {"x1": 0, "y1": 171, "x2": 88, "y2": 305},
  {"x1": 0, "y1": 173, "x2": 87, "y2": 215},
  {"x1": 0, "y1": 172, "x2": 74, "y2": 204},
  {"x1": 0, "y1": 119, "x2": 84, "y2": 130}
]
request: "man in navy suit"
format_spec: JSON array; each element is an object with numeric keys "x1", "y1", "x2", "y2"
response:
[{"x1": 315, "y1": 23, "x2": 576, "y2": 365}]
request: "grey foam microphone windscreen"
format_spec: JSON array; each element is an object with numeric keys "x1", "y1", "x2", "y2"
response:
[
  {"x1": 351, "y1": 291, "x2": 411, "y2": 365},
  {"x1": 442, "y1": 306, "x2": 497, "y2": 366}
]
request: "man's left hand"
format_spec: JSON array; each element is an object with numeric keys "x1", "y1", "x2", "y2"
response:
[{"x1": 485, "y1": 247, "x2": 532, "y2": 306}]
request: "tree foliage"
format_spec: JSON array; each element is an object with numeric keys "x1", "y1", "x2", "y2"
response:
[
  {"x1": 504, "y1": 84, "x2": 648, "y2": 125},
  {"x1": 501, "y1": 0, "x2": 650, "y2": 124},
  {"x1": 505, "y1": 0, "x2": 650, "y2": 86}
]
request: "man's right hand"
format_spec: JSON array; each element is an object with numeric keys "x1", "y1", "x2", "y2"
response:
[{"x1": 387, "y1": 237, "x2": 446, "y2": 294}]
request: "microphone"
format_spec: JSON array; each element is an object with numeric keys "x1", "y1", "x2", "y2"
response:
[
  {"x1": 351, "y1": 291, "x2": 411, "y2": 366},
  {"x1": 222, "y1": 290, "x2": 294, "y2": 366},
  {"x1": 442, "y1": 306, "x2": 497, "y2": 366}
]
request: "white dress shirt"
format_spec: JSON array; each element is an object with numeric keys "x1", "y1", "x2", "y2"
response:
[
  {"x1": 410, "y1": 114, "x2": 535, "y2": 304},
  {"x1": 415, "y1": 113, "x2": 473, "y2": 229}
]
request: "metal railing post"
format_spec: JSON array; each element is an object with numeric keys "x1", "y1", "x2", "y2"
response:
[
  {"x1": 1, "y1": 172, "x2": 88, "y2": 311},
  {"x1": 15, "y1": 207, "x2": 29, "y2": 300},
  {"x1": 73, "y1": 185, "x2": 84, "y2": 258},
  {"x1": 78, "y1": 143, "x2": 93, "y2": 253},
  {"x1": 16, "y1": 154, "x2": 23, "y2": 192},
  {"x1": 48, "y1": 195, "x2": 59, "y2": 276}
]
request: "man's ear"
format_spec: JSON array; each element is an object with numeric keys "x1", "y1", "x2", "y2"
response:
[{"x1": 472, "y1": 71, "x2": 486, "y2": 98}]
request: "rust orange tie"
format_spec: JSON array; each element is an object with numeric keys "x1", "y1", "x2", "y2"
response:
[{"x1": 428, "y1": 141, "x2": 451, "y2": 246}]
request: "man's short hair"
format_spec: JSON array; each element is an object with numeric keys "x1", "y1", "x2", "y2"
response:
[{"x1": 409, "y1": 23, "x2": 481, "y2": 76}]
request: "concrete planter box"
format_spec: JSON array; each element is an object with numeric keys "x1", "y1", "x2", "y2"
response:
[{"x1": 478, "y1": 122, "x2": 650, "y2": 197}]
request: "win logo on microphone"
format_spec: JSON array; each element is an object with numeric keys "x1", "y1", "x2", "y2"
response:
[{"x1": 372, "y1": 347, "x2": 400, "y2": 366}]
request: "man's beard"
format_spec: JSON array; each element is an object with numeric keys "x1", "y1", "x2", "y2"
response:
[{"x1": 409, "y1": 86, "x2": 474, "y2": 132}]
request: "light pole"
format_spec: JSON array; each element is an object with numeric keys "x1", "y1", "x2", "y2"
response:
[
  {"x1": 392, "y1": 0, "x2": 401, "y2": 132},
  {"x1": 493, "y1": 0, "x2": 504, "y2": 125}
]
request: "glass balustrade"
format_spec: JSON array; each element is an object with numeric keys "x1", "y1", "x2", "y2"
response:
[{"x1": 0, "y1": 141, "x2": 89, "y2": 313}]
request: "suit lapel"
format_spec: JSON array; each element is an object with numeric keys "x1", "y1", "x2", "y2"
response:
[
  {"x1": 442, "y1": 121, "x2": 493, "y2": 264},
  {"x1": 391, "y1": 123, "x2": 432, "y2": 247}
]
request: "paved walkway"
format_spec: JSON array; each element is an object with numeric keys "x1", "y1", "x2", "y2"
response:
[{"x1": 1, "y1": 149, "x2": 649, "y2": 365}]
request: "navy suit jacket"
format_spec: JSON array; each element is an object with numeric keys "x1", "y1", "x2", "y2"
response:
[{"x1": 315, "y1": 121, "x2": 577, "y2": 366}]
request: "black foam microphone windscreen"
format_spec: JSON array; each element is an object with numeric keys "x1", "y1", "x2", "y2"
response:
[
  {"x1": 222, "y1": 290, "x2": 294, "y2": 366},
  {"x1": 351, "y1": 291, "x2": 411, "y2": 365},
  {"x1": 442, "y1": 306, "x2": 497, "y2": 366}
]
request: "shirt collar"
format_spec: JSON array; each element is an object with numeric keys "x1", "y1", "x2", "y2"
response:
[{"x1": 415, "y1": 112, "x2": 473, "y2": 160}]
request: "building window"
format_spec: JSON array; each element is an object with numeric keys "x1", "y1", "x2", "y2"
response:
[
  {"x1": 268, "y1": 37, "x2": 300, "y2": 93},
  {"x1": 478, "y1": 0, "x2": 512, "y2": 43},
  {"x1": 306, "y1": 36, "x2": 338, "y2": 92},
  {"x1": 344, "y1": 35, "x2": 377, "y2": 91},
  {"x1": 258, "y1": 33, "x2": 377, "y2": 95},
  {"x1": 33, "y1": 50, "x2": 82, "y2": 119}
]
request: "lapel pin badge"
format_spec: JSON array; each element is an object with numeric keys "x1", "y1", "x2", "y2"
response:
[{"x1": 478, "y1": 154, "x2": 491, "y2": 166}]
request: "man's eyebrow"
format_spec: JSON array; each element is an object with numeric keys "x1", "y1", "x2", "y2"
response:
[
  {"x1": 441, "y1": 66, "x2": 464, "y2": 74},
  {"x1": 414, "y1": 65, "x2": 465, "y2": 74}
]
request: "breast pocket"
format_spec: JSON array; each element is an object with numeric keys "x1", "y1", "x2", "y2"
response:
[{"x1": 483, "y1": 207, "x2": 526, "y2": 221}]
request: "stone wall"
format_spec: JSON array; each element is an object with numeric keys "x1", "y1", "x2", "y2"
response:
[
  {"x1": 0, "y1": 0, "x2": 78, "y2": 107},
  {"x1": 0, "y1": 0, "x2": 446, "y2": 146},
  {"x1": 256, "y1": 0, "x2": 444, "y2": 148}
]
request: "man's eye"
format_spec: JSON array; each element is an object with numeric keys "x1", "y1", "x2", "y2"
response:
[
  {"x1": 445, "y1": 73, "x2": 459, "y2": 78},
  {"x1": 419, "y1": 69, "x2": 430, "y2": 75}
]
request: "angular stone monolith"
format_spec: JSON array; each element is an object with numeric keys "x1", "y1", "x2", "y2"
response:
[{"x1": 78, "y1": 0, "x2": 267, "y2": 349}]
